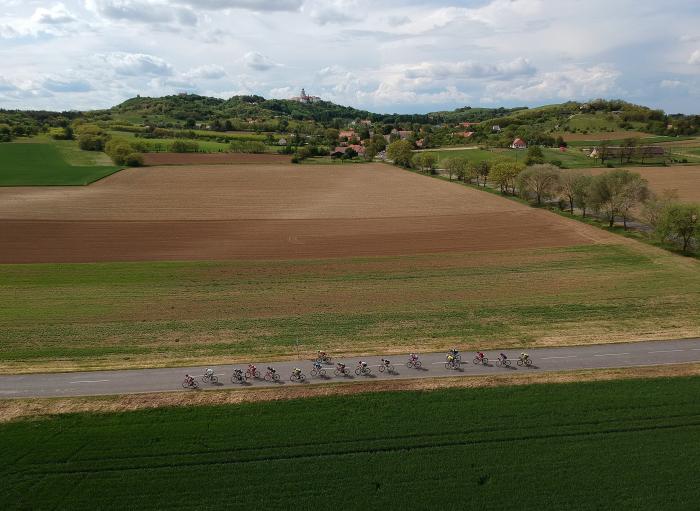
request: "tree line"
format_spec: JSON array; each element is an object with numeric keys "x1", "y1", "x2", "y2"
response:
[{"x1": 386, "y1": 140, "x2": 699, "y2": 254}]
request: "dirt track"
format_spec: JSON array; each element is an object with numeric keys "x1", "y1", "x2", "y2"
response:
[
  {"x1": 142, "y1": 152, "x2": 291, "y2": 166},
  {"x1": 0, "y1": 164, "x2": 615, "y2": 263}
]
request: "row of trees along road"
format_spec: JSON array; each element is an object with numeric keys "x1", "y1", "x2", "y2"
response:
[{"x1": 385, "y1": 140, "x2": 699, "y2": 254}]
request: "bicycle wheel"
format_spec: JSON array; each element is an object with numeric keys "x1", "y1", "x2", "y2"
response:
[
  {"x1": 211, "y1": 375, "x2": 218, "y2": 384},
  {"x1": 517, "y1": 359, "x2": 523, "y2": 366},
  {"x1": 525, "y1": 359, "x2": 532, "y2": 367},
  {"x1": 473, "y1": 357, "x2": 479, "y2": 365},
  {"x1": 445, "y1": 362, "x2": 452, "y2": 369},
  {"x1": 414, "y1": 361, "x2": 421, "y2": 369},
  {"x1": 319, "y1": 369, "x2": 326, "y2": 377},
  {"x1": 379, "y1": 365, "x2": 385, "y2": 373},
  {"x1": 355, "y1": 367, "x2": 361, "y2": 375},
  {"x1": 505, "y1": 360, "x2": 511, "y2": 367},
  {"x1": 273, "y1": 373, "x2": 280, "y2": 382},
  {"x1": 311, "y1": 369, "x2": 319, "y2": 377},
  {"x1": 181, "y1": 381, "x2": 189, "y2": 388}
]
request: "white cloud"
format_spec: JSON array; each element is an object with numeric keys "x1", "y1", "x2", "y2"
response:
[
  {"x1": 689, "y1": 49, "x2": 700, "y2": 65},
  {"x1": 100, "y1": 52, "x2": 175, "y2": 76},
  {"x1": 31, "y1": 4, "x2": 77, "y2": 25},
  {"x1": 243, "y1": 52, "x2": 278, "y2": 71},
  {"x1": 660, "y1": 79, "x2": 683, "y2": 89},
  {"x1": 302, "y1": 0, "x2": 364, "y2": 25},
  {"x1": 403, "y1": 58, "x2": 536, "y2": 80},
  {"x1": 482, "y1": 65, "x2": 621, "y2": 103},
  {"x1": 86, "y1": 0, "x2": 198, "y2": 26},
  {"x1": 183, "y1": 64, "x2": 227, "y2": 80},
  {"x1": 172, "y1": 0, "x2": 302, "y2": 11}
]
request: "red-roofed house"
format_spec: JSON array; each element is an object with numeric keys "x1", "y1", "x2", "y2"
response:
[
  {"x1": 339, "y1": 130, "x2": 356, "y2": 140},
  {"x1": 511, "y1": 138, "x2": 527, "y2": 149}
]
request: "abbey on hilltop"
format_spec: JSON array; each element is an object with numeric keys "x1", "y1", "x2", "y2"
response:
[{"x1": 291, "y1": 88, "x2": 321, "y2": 104}]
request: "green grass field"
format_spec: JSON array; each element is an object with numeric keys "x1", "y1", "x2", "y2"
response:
[
  {"x1": 425, "y1": 148, "x2": 513, "y2": 164},
  {"x1": 0, "y1": 142, "x2": 121, "y2": 186},
  {"x1": 2, "y1": 377, "x2": 700, "y2": 509},
  {"x1": 107, "y1": 131, "x2": 232, "y2": 153},
  {"x1": 1, "y1": 244, "x2": 698, "y2": 372},
  {"x1": 541, "y1": 148, "x2": 600, "y2": 168}
]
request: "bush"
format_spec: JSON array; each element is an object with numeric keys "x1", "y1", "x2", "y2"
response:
[
  {"x1": 229, "y1": 140, "x2": 267, "y2": 153},
  {"x1": 78, "y1": 133, "x2": 107, "y2": 151},
  {"x1": 549, "y1": 159, "x2": 563, "y2": 168},
  {"x1": 170, "y1": 140, "x2": 199, "y2": 153},
  {"x1": 105, "y1": 138, "x2": 135, "y2": 165},
  {"x1": 124, "y1": 153, "x2": 144, "y2": 167}
]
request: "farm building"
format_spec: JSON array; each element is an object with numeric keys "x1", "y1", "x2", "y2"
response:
[{"x1": 511, "y1": 138, "x2": 527, "y2": 149}]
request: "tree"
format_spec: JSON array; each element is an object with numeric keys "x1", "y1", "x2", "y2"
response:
[
  {"x1": 475, "y1": 160, "x2": 490, "y2": 187},
  {"x1": 572, "y1": 174, "x2": 593, "y2": 218},
  {"x1": 524, "y1": 146, "x2": 545, "y2": 165},
  {"x1": 414, "y1": 152, "x2": 437, "y2": 174},
  {"x1": 517, "y1": 164, "x2": 560, "y2": 205},
  {"x1": 642, "y1": 190, "x2": 679, "y2": 228},
  {"x1": 490, "y1": 160, "x2": 524, "y2": 195},
  {"x1": 386, "y1": 140, "x2": 413, "y2": 168},
  {"x1": 656, "y1": 203, "x2": 700, "y2": 252},
  {"x1": 443, "y1": 157, "x2": 468, "y2": 181},
  {"x1": 589, "y1": 169, "x2": 649, "y2": 228},
  {"x1": 559, "y1": 171, "x2": 591, "y2": 214},
  {"x1": 104, "y1": 138, "x2": 134, "y2": 165}
]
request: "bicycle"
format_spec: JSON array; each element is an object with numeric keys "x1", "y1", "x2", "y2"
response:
[
  {"x1": 473, "y1": 355, "x2": 488, "y2": 366},
  {"x1": 201, "y1": 372, "x2": 218, "y2": 384},
  {"x1": 355, "y1": 365, "x2": 372, "y2": 376},
  {"x1": 246, "y1": 366, "x2": 261, "y2": 379},
  {"x1": 517, "y1": 357, "x2": 533, "y2": 367},
  {"x1": 378, "y1": 363, "x2": 395, "y2": 374},
  {"x1": 311, "y1": 366, "x2": 327, "y2": 377},
  {"x1": 290, "y1": 371, "x2": 306, "y2": 382},
  {"x1": 231, "y1": 370, "x2": 248, "y2": 384},
  {"x1": 406, "y1": 358, "x2": 422, "y2": 369},
  {"x1": 334, "y1": 365, "x2": 350, "y2": 377},
  {"x1": 446, "y1": 353, "x2": 461, "y2": 364},
  {"x1": 445, "y1": 359, "x2": 460, "y2": 370},
  {"x1": 316, "y1": 353, "x2": 332, "y2": 364},
  {"x1": 265, "y1": 370, "x2": 281, "y2": 382},
  {"x1": 182, "y1": 378, "x2": 199, "y2": 389},
  {"x1": 495, "y1": 358, "x2": 511, "y2": 368}
]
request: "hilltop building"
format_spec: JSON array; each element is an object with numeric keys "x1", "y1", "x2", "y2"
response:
[{"x1": 291, "y1": 88, "x2": 321, "y2": 104}]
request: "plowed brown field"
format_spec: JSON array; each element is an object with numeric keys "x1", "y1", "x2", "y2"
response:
[
  {"x1": 0, "y1": 164, "x2": 615, "y2": 263},
  {"x1": 584, "y1": 165, "x2": 700, "y2": 203},
  {"x1": 142, "y1": 152, "x2": 291, "y2": 165}
]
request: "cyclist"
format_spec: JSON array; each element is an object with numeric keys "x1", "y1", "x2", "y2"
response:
[
  {"x1": 184, "y1": 374, "x2": 195, "y2": 386},
  {"x1": 248, "y1": 363, "x2": 257, "y2": 373},
  {"x1": 475, "y1": 351, "x2": 485, "y2": 361},
  {"x1": 336, "y1": 362, "x2": 346, "y2": 371},
  {"x1": 449, "y1": 347, "x2": 460, "y2": 359},
  {"x1": 499, "y1": 353, "x2": 508, "y2": 363},
  {"x1": 409, "y1": 353, "x2": 419, "y2": 363},
  {"x1": 233, "y1": 368, "x2": 244, "y2": 378},
  {"x1": 292, "y1": 367, "x2": 302, "y2": 377},
  {"x1": 317, "y1": 350, "x2": 328, "y2": 361},
  {"x1": 205, "y1": 368, "x2": 214, "y2": 378},
  {"x1": 357, "y1": 360, "x2": 368, "y2": 369},
  {"x1": 381, "y1": 358, "x2": 391, "y2": 367},
  {"x1": 446, "y1": 353, "x2": 455, "y2": 363},
  {"x1": 313, "y1": 360, "x2": 323, "y2": 371},
  {"x1": 267, "y1": 366, "x2": 277, "y2": 375},
  {"x1": 520, "y1": 352, "x2": 530, "y2": 362}
]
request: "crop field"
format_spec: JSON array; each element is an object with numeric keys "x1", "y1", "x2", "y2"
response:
[
  {"x1": 582, "y1": 165, "x2": 700, "y2": 203},
  {"x1": 142, "y1": 152, "x2": 291, "y2": 165},
  {"x1": 110, "y1": 133, "x2": 233, "y2": 153},
  {"x1": 0, "y1": 163, "x2": 616, "y2": 263},
  {"x1": 0, "y1": 142, "x2": 121, "y2": 186},
  {"x1": 1, "y1": 242, "x2": 699, "y2": 372},
  {"x1": 425, "y1": 148, "x2": 510, "y2": 164},
  {"x1": 2, "y1": 377, "x2": 700, "y2": 509}
]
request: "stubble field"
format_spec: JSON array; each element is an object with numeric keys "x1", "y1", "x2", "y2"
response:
[{"x1": 583, "y1": 165, "x2": 700, "y2": 203}]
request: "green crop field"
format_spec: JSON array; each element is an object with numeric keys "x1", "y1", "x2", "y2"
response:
[
  {"x1": 2, "y1": 377, "x2": 700, "y2": 509},
  {"x1": 1, "y1": 244, "x2": 698, "y2": 372},
  {"x1": 541, "y1": 148, "x2": 599, "y2": 168},
  {"x1": 425, "y1": 148, "x2": 514, "y2": 164},
  {"x1": 107, "y1": 131, "x2": 233, "y2": 153},
  {"x1": 0, "y1": 142, "x2": 121, "y2": 186}
]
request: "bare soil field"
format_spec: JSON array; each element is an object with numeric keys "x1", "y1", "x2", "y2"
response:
[
  {"x1": 142, "y1": 152, "x2": 291, "y2": 165},
  {"x1": 584, "y1": 165, "x2": 700, "y2": 203},
  {"x1": 0, "y1": 163, "x2": 615, "y2": 263}
]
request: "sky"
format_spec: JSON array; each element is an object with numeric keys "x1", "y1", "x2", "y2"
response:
[{"x1": 1, "y1": 0, "x2": 699, "y2": 114}]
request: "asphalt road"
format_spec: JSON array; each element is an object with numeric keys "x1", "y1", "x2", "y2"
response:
[{"x1": 1, "y1": 338, "x2": 699, "y2": 399}]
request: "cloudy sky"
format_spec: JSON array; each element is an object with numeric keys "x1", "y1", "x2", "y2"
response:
[{"x1": 1, "y1": 0, "x2": 699, "y2": 114}]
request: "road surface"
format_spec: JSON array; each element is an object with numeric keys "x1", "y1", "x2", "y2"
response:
[{"x1": 1, "y1": 338, "x2": 699, "y2": 399}]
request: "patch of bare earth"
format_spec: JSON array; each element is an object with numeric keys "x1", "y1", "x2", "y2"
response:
[
  {"x1": 0, "y1": 164, "x2": 617, "y2": 263},
  {"x1": 2, "y1": 363, "x2": 699, "y2": 422},
  {"x1": 583, "y1": 166, "x2": 700, "y2": 204}
]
